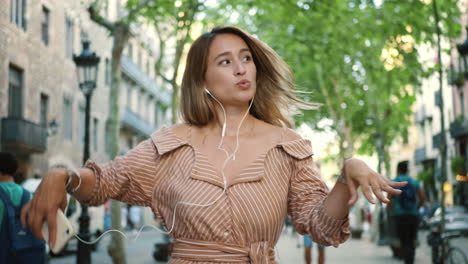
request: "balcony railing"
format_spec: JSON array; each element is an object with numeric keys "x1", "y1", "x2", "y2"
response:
[
  {"x1": 414, "y1": 147, "x2": 427, "y2": 164},
  {"x1": 121, "y1": 56, "x2": 171, "y2": 105},
  {"x1": 450, "y1": 117, "x2": 468, "y2": 139},
  {"x1": 121, "y1": 108, "x2": 154, "y2": 137},
  {"x1": 1, "y1": 117, "x2": 47, "y2": 153}
]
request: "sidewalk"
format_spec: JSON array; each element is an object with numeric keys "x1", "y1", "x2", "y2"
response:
[
  {"x1": 50, "y1": 229, "x2": 466, "y2": 263},
  {"x1": 276, "y1": 231, "x2": 432, "y2": 264}
]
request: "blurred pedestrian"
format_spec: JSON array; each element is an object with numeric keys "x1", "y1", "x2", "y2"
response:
[
  {"x1": 103, "y1": 201, "x2": 111, "y2": 230},
  {"x1": 22, "y1": 26, "x2": 406, "y2": 263},
  {"x1": 0, "y1": 152, "x2": 46, "y2": 263},
  {"x1": 129, "y1": 205, "x2": 142, "y2": 234},
  {"x1": 121, "y1": 204, "x2": 128, "y2": 229},
  {"x1": 304, "y1": 235, "x2": 325, "y2": 264},
  {"x1": 389, "y1": 161, "x2": 426, "y2": 264}
]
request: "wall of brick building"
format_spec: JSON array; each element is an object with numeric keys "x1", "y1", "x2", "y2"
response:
[{"x1": 1, "y1": 0, "x2": 171, "y2": 180}]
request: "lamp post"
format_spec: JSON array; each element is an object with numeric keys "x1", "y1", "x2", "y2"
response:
[
  {"x1": 432, "y1": 0, "x2": 449, "y2": 261},
  {"x1": 73, "y1": 39, "x2": 100, "y2": 264}
]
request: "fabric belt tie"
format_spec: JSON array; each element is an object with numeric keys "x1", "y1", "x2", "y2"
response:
[{"x1": 172, "y1": 238, "x2": 275, "y2": 263}]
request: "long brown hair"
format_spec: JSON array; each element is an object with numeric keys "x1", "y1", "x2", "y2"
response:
[{"x1": 180, "y1": 26, "x2": 319, "y2": 128}]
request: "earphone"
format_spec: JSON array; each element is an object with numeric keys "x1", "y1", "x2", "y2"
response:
[
  {"x1": 71, "y1": 87, "x2": 256, "y2": 246},
  {"x1": 205, "y1": 88, "x2": 226, "y2": 137}
]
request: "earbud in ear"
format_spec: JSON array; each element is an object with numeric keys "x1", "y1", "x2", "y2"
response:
[{"x1": 204, "y1": 88, "x2": 211, "y2": 95}]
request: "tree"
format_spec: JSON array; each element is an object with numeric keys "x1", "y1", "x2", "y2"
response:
[
  {"x1": 217, "y1": 0, "x2": 460, "y2": 175},
  {"x1": 87, "y1": 1, "x2": 169, "y2": 262},
  {"x1": 150, "y1": 0, "x2": 206, "y2": 123},
  {"x1": 86, "y1": 1, "x2": 225, "y2": 262}
]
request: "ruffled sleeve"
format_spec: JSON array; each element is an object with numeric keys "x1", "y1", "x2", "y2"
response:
[
  {"x1": 79, "y1": 139, "x2": 160, "y2": 207},
  {"x1": 79, "y1": 126, "x2": 188, "y2": 207},
  {"x1": 280, "y1": 139, "x2": 350, "y2": 247}
]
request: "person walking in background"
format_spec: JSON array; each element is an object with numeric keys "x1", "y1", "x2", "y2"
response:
[
  {"x1": 0, "y1": 152, "x2": 46, "y2": 264},
  {"x1": 389, "y1": 161, "x2": 426, "y2": 264},
  {"x1": 129, "y1": 205, "x2": 142, "y2": 234},
  {"x1": 304, "y1": 235, "x2": 325, "y2": 264}
]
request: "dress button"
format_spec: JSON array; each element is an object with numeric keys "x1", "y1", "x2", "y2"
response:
[{"x1": 223, "y1": 231, "x2": 229, "y2": 237}]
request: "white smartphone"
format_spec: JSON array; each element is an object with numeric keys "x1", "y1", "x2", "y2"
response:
[{"x1": 42, "y1": 209, "x2": 75, "y2": 254}]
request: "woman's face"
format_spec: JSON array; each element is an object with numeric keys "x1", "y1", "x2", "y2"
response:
[{"x1": 204, "y1": 33, "x2": 257, "y2": 106}]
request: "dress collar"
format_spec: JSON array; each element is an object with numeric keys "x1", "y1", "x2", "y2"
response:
[
  {"x1": 276, "y1": 139, "x2": 313, "y2": 160},
  {"x1": 151, "y1": 126, "x2": 313, "y2": 160},
  {"x1": 150, "y1": 126, "x2": 189, "y2": 155}
]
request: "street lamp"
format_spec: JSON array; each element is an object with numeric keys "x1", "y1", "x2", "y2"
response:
[
  {"x1": 456, "y1": 26, "x2": 468, "y2": 79},
  {"x1": 73, "y1": 39, "x2": 100, "y2": 264}
]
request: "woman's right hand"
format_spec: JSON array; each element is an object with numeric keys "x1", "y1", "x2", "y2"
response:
[{"x1": 21, "y1": 168, "x2": 68, "y2": 248}]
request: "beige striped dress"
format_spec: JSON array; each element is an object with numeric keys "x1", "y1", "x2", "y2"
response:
[{"x1": 81, "y1": 126, "x2": 350, "y2": 263}]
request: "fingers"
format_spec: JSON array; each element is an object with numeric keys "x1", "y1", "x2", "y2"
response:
[
  {"x1": 382, "y1": 181, "x2": 403, "y2": 195},
  {"x1": 30, "y1": 209, "x2": 45, "y2": 241},
  {"x1": 370, "y1": 180, "x2": 389, "y2": 203},
  {"x1": 20, "y1": 201, "x2": 31, "y2": 228},
  {"x1": 389, "y1": 181, "x2": 407, "y2": 188},
  {"x1": 47, "y1": 209, "x2": 57, "y2": 248},
  {"x1": 361, "y1": 184, "x2": 376, "y2": 204},
  {"x1": 60, "y1": 195, "x2": 68, "y2": 212},
  {"x1": 347, "y1": 177, "x2": 358, "y2": 206}
]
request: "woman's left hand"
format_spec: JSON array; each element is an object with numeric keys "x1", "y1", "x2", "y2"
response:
[{"x1": 342, "y1": 158, "x2": 407, "y2": 206}]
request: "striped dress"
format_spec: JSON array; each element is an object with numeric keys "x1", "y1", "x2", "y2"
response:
[{"x1": 81, "y1": 126, "x2": 349, "y2": 263}]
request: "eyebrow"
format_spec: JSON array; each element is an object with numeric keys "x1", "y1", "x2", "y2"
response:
[{"x1": 214, "y1": 48, "x2": 251, "y2": 61}]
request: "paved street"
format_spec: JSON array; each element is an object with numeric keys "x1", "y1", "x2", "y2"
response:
[{"x1": 50, "y1": 229, "x2": 467, "y2": 263}]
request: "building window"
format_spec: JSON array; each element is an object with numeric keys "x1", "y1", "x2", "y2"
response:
[
  {"x1": 79, "y1": 105, "x2": 85, "y2": 145},
  {"x1": 93, "y1": 118, "x2": 98, "y2": 151},
  {"x1": 138, "y1": 91, "x2": 144, "y2": 116},
  {"x1": 154, "y1": 103, "x2": 160, "y2": 127},
  {"x1": 40, "y1": 93, "x2": 49, "y2": 127},
  {"x1": 65, "y1": 17, "x2": 74, "y2": 58},
  {"x1": 137, "y1": 49, "x2": 142, "y2": 68},
  {"x1": 128, "y1": 43, "x2": 133, "y2": 60},
  {"x1": 105, "y1": 58, "x2": 110, "y2": 85},
  {"x1": 63, "y1": 98, "x2": 73, "y2": 140},
  {"x1": 105, "y1": 122, "x2": 111, "y2": 155},
  {"x1": 103, "y1": 0, "x2": 109, "y2": 17},
  {"x1": 8, "y1": 66, "x2": 23, "y2": 118},
  {"x1": 41, "y1": 6, "x2": 50, "y2": 45},
  {"x1": 125, "y1": 84, "x2": 131, "y2": 108},
  {"x1": 10, "y1": 0, "x2": 27, "y2": 30},
  {"x1": 131, "y1": 87, "x2": 138, "y2": 112},
  {"x1": 460, "y1": 90, "x2": 465, "y2": 117},
  {"x1": 146, "y1": 96, "x2": 152, "y2": 122}
]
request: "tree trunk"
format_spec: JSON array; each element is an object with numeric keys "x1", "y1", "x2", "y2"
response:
[
  {"x1": 106, "y1": 24, "x2": 131, "y2": 264},
  {"x1": 171, "y1": 82, "x2": 178, "y2": 124}
]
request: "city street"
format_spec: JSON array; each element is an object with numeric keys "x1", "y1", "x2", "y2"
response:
[
  {"x1": 3, "y1": 1, "x2": 468, "y2": 264},
  {"x1": 49, "y1": 228, "x2": 468, "y2": 263}
]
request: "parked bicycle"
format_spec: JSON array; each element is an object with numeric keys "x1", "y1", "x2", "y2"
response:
[{"x1": 427, "y1": 229, "x2": 468, "y2": 264}]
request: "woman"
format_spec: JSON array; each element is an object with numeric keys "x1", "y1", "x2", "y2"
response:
[{"x1": 21, "y1": 26, "x2": 405, "y2": 263}]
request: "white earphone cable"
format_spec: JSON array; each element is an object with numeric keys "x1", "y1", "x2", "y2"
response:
[{"x1": 71, "y1": 89, "x2": 255, "y2": 244}]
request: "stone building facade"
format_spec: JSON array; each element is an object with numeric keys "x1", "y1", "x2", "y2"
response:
[{"x1": 1, "y1": 0, "x2": 171, "y2": 181}]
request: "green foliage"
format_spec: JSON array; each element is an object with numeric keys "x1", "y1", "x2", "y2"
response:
[
  {"x1": 451, "y1": 156, "x2": 466, "y2": 174},
  {"x1": 417, "y1": 167, "x2": 434, "y2": 186},
  {"x1": 216, "y1": 0, "x2": 460, "y2": 167},
  {"x1": 454, "y1": 113, "x2": 465, "y2": 123}
]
